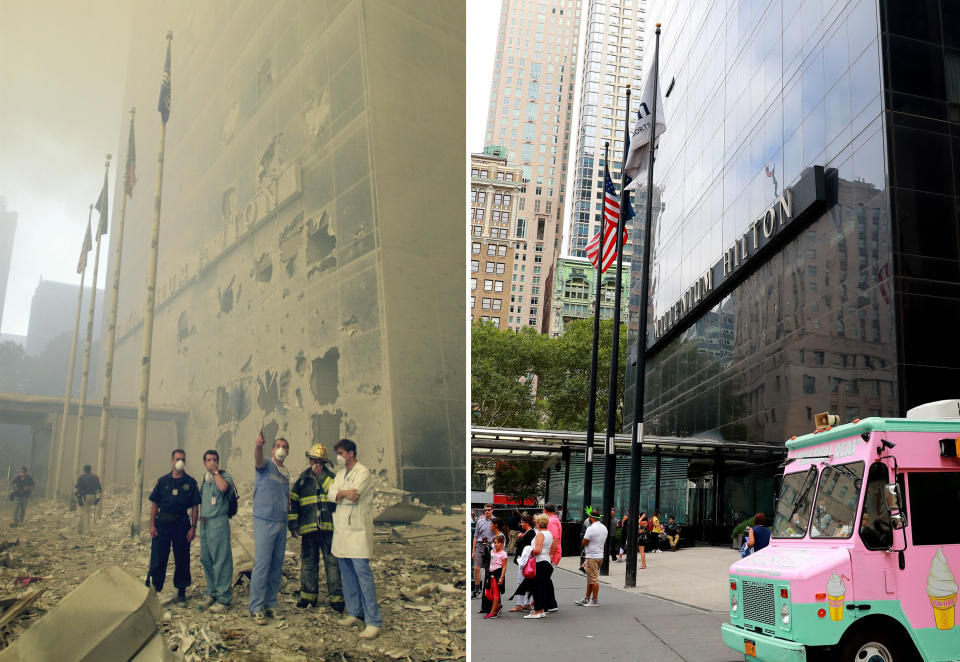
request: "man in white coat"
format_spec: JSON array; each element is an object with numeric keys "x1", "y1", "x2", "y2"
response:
[{"x1": 330, "y1": 438, "x2": 381, "y2": 639}]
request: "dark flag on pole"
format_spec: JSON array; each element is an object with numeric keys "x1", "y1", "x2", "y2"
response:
[
  {"x1": 158, "y1": 36, "x2": 171, "y2": 124},
  {"x1": 77, "y1": 221, "x2": 92, "y2": 273},
  {"x1": 95, "y1": 170, "x2": 109, "y2": 237},
  {"x1": 125, "y1": 114, "x2": 137, "y2": 197}
]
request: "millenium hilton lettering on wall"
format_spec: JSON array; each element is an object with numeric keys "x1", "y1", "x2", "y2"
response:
[{"x1": 651, "y1": 165, "x2": 828, "y2": 345}]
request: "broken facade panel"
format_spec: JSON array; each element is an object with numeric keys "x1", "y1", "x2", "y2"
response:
[{"x1": 103, "y1": 1, "x2": 464, "y2": 503}]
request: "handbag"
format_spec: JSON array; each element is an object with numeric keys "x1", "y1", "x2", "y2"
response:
[
  {"x1": 522, "y1": 553, "x2": 537, "y2": 579},
  {"x1": 739, "y1": 539, "x2": 753, "y2": 558}
]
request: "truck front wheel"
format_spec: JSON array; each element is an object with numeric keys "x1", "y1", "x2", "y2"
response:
[{"x1": 837, "y1": 627, "x2": 917, "y2": 662}]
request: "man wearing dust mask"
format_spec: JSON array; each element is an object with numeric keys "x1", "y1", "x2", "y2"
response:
[
  {"x1": 146, "y1": 449, "x2": 201, "y2": 604},
  {"x1": 248, "y1": 433, "x2": 291, "y2": 624}
]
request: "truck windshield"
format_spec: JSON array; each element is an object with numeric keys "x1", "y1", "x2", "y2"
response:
[
  {"x1": 810, "y1": 461, "x2": 865, "y2": 538},
  {"x1": 772, "y1": 467, "x2": 818, "y2": 538}
]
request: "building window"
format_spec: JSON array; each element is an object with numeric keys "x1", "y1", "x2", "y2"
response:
[
  {"x1": 485, "y1": 262, "x2": 495, "y2": 273},
  {"x1": 494, "y1": 281, "x2": 504, "y2": 292},
  {"x1": 487, "y1": 244, "x2": 497, "y2": 256},
  {"x1": 482, "y1": 298, "x2": 492, "y2": 309},
  {"x1": 498, "y1": 245, "x2": 507, "y2": 257},
  {"x1": 484, "y1": 280, "x2": 494, "y2": 291},
  {"x1": 491, "y1": 317, "x2": 500, "y2": 327},
  {"x1": 470, "y1": 278, "x2": 477, "y2": 290},
  {"x1": 471, "y1": 242, "x2": 481, "y2": 254},
  {"x1": 492, "y1": 299, "x2": 502, "y2": 311},
  {"x1": 471, "y1": 260, "x2": 479, "y2": 272},
  {"x1": 496, "y1": 262, "x2": 505, "y2": 274}
]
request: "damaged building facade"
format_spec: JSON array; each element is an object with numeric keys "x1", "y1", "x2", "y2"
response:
[{"x1": 93, "y1": 1, "x2": 464, "y2": 504}]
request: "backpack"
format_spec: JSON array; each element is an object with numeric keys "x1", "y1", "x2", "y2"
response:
[{"x1": 227, "y1": 482, "x2": 239, "y2": 518}]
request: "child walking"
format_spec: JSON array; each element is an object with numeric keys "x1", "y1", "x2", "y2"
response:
[{"x1": 483, "y1": 534, "x2": 508, "y2": 618}]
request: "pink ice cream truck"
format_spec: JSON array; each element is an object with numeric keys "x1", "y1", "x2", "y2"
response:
[{"x1": 721, "y1": 400, "x2": 960, "y2": 662}]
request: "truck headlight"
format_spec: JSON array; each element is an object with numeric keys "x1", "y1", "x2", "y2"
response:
[
  {"x1": 730, "y1": 591, "x2": 738, "y2": 613},
  {"x1": 781, "y1": 603, "x2": 790, "y2": 625}
]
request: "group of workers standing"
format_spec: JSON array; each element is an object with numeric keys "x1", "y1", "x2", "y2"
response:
[{"x1": 144, "y1": 434, "x2": 382, "y2": 639}]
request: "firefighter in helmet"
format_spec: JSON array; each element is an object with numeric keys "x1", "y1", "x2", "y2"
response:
[{"x1": 288, "y1": 443, "x2": 344, "y2": 611}]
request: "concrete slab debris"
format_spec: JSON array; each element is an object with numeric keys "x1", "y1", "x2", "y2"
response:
[{"x1": 0, "y1": 566, "x2": 159, "y2": 662}]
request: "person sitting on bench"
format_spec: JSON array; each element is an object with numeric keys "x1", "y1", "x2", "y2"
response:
[{"x1": 665, "y1": 516, "x2": 680, "y2": 551}]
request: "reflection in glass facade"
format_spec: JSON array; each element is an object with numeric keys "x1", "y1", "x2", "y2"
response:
[{"x1": 615, "y1": 0, "x2": 960, "y2": 540}]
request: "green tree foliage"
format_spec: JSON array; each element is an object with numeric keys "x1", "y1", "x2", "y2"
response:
[
  {"x1": 491, "y1": 459, "x2": 546, "y2": 506},
  {"x1": 471, "y1": 318, "x2": 627, "y2": 432},
  {"x1": 471, "y1": 321, "x2": 548, "y2": 428},
  {"x1": 538, "y1": 318, "x2": 627, "y2": 431}
]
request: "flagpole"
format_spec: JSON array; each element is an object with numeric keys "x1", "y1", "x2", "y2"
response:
[
  {"x1": 600, "y1": 85, "x2": 631, "y2": 577},
  {"x1": 96, "y1": 109, "x2": 135, "y2": 518},
  {"x1": 583, "y1": 142, "x2": 610, "y2": 520},
  {"x1": 131, "y1": 32, "x2": 171, "y2": 538},
  {"x1": 71, "y1": 155, "x2": 110, "y2": 494},
  {"x1": 625, "y1": 24, "x2": 661, "y2": 589},
  {"x1": 51, "y1": 211, "x2": 92, "y2": 499}
]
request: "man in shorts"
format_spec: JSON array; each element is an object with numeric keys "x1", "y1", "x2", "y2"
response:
[
  {"x1": 574, "y1": 506, "x2": 607, "y2": 607},
  {"x1": 471, "y1": 504, "x2": 493, "y2": 598}
]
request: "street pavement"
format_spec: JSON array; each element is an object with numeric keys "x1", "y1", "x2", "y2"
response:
[{"x1": 471, "y1": 546, "x2": 742, "y2": 662}]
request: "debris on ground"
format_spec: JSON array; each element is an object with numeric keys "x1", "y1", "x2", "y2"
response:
[
  {"x1": 0, "y1": 495, "x2": 466, "y2": 660},
  {"x1": 0, "y1": 566, "x2": 168, "y2": 661}
]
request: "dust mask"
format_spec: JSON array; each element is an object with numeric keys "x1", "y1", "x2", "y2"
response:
[
  {"x1": 336, "y1": 454, "x2": 346, "y2": 467},
  {"x1": 174, "y1": 459, "x2": 185, "y2": 472},
  {"x1": 274, "y1": 448, "x2": 287, "y2": 461}
]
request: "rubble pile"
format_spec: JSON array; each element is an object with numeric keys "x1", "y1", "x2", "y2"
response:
[{"x1": 0, "y1": 494, "x2": 465, "y2": 661}]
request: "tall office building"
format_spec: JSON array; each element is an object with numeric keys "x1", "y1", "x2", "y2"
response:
[
  {"x1": 470, "y1": 147, "x2": 524, "y2": 328},
  {"x1": 568, "y1": 0, "x2": 647, "y2": 260},
  {"x1": 101, "y1": 1, "x2": 464, "y2": 504},
  {"x1": 0, "y1": 198, "x2": 16, "y2": 333},
  {"x1": 484, "y1": 0, "x2": 582, "y2": 332}
]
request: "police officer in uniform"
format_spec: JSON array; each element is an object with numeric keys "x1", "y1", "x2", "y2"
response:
[{"x1": 147, "y1": 449, "x2": 201, "y2": 603}]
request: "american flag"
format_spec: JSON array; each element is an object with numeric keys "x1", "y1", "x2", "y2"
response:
[{"x1": 585, "y1": 168, "x2": 629, "y2": 273}]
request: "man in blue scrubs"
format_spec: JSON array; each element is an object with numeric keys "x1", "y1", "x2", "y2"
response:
[
  {"x1": 198, "y1": 449, "x2": 235, "y2": 612},
  {"x1": 248, "y1": 433, "x2": 290, "y2": 624}
]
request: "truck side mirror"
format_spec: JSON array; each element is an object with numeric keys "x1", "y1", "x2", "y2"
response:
[
  {"x1": 883, "y1": 483, "x2": 902, "y2": 511},
  {"x1": 891, "y1": 513, "x2": 907, "y2": 530}
]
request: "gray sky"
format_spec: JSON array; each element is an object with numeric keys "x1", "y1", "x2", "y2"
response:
[
  {"x1": 466, "y1": 0, "x2": 500, "y2": 153},
  {"x1": 0, "y1": 0, "x2": 133, "y2": 335}
]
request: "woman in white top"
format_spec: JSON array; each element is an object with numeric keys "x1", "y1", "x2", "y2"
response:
[{"x1": 524, "y1": 513, "x2": 554, "y2": 619}]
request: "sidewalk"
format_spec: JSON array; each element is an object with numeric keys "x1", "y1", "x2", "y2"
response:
[
  {"x1": 471, "y1": 550, "x2": 741, "y2": 662},
  {"x1": 557, "y1": 544, "x2": 740, "y2": 612}
]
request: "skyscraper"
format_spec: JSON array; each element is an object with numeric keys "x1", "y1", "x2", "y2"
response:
[
  {"x1": 0, "y1": 198, "x2": 16, "y2": 333},
  {"x1": 103, "y1": 1, "x2": 465, "y2": 504},
  {"x1": 568, "y1": 0, "x2": 647, "y2": 260},
  {"x1": 484, "y1": 0, "x2": 582, "y2": 332}
]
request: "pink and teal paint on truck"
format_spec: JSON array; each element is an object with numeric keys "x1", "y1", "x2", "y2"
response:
[{"x1": 721, "y1": 399, "x2": 960, "y2": 662}]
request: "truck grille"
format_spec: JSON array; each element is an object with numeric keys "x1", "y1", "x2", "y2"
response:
[{"x1": 742, "y1": 580, "x2": 776, "y2": 627}]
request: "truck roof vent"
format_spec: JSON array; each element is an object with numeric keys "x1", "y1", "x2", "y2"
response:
[{"x1": 906, "y1": 400, "x2": 960, "y2": 420}]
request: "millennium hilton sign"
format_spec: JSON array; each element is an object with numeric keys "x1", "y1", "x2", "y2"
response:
[{"x1": 650, "y1": 165, "x2": 828, "y2": 346}]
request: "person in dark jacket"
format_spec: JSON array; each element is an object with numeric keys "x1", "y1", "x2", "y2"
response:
[
  {"x1": 75, "y1": 465, "x2": 102, "y2": 536},
  {"x1": 289, "y1": 443, "x2": 343, "y2": 612},
  {"x1": 11, "y1": 467, "x2": 34, "y2": 527},
  {"x1": 147, "y1": 449, "x2": 201, "y2": 604}
]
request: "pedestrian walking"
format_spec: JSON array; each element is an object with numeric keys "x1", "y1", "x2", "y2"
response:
[
  {"x1": 472, "y1": 503, "x2": 494, "y2": 598},
  {"x1": 483, "y1": 534, "x2": 507, "y2": 618},
  {"x1": 637, "y1": 511, "x2": 648, "y2": 569},
  {"x1": 146, "y1": 449, "x2": 200, "y2": 604},
  {"x1": 289, "y1": 443, "x2": 344, "y2": 613},
  {"x1": 198, "y1": 450, "x2": 235, "y2": 612},
  {"x1": 249, "y1": 433, "x2": 290, "y2": 624},
  {"x1": 10, "y1": 467, "x2": 34, "y2": 527},
  {"x1": 331, "y1": 439, "x2": 382, "y2": 640},
  {"x1": 523, "y1": 513, "x2": 554, "y2": 620},
  {"x1": 574, "y1": 507, "x2": 607, "y2": 607},
  {"x1": 508, "y1": 514, "x2": 536, "y2": 612},
  {"x1": 543, "y1": 502, "x2": 561, "y2": 612},
  {"x1": 75, "y1": 465, "x2": 102, "y2": 535},
  {"x1": 479, "y1": 517, "x2": 504, "y2": 614}
]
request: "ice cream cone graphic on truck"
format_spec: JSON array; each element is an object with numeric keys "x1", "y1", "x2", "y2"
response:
[
  {"x1": 826, "y1": 572, "x2": 845, "y2": 621},
  {"x1": 927, "y1": 547, "x2": 958, "y2": 630}
]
